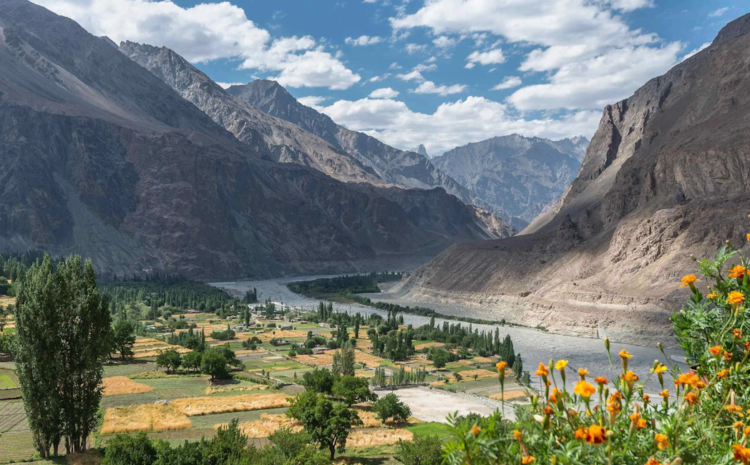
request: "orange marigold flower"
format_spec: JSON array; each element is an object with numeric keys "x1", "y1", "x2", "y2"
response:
[
  {"x1": 578, "y1": 368, "x2": 590, "y2": 377},
  {"x1": 522, "y1": 457, "x2": 536, "y2": 464},
  {"x1": 734, "y1": 329, "x2": 744, "y2": 339},
  {"x1": 655, "y1": 433, "x2": 669, "y2": 450},
  {"x1": 550, "y1": 388, "x2": 563, "y2": 403},
  {"x1": 543, "y1": 406, "x2": 555, "y2": 416},
  {"x1": 680, "y1": 275, "x2": 699, "y2": 287},
  {"x1": 677, "y1": 373, "x2": 700, "y2": 387},
  {"x1": 574, "y1": 427, "x2": 587, "y2": 440},
  {"x1": 726, "y1": 405, "x2": 743, "y2": 414},
  {"x1": 535, "y1": 363, "x2": 549, "y2": 377},
  {"x1": 555, "y1": 360, "x2": 568, "y2": 370},
  {"x1": 734, "y1": 421, "x2": 745, "y2": 430},
  {"x1": 622, "y1": 371, "x2": 639, "y2": 383},
  {"x1": 659, "y1": 390, "x2": 670, "y2": 398},
  {"x1": 629, "y1": 412, "x2": 641, "y2": 423},
  {"x1": 729, "y1": 265, "x2": 747, "y2": 279},
  {"x1": 471, "y1": 425, "x2": 481, "y2": 436},
  {"x1": 710, "y1": 345, "x2": 723, "y2": 355},
  {"x1": 586, "y1": 425, "x2": 607, "y2": 446},
  {"x1": 574, "y1": 380, "x2": 596, "y2": 399},
  {"x1": 747, "y1": 233, "x2": 750, "y2": 242},
  {"x1": 637, "y1": 418, "x2": 648, "y2": 429},
  {"x1": 645, "y1": 458, "x2": 662, "y2": 465},
  {"x1": 707, "y1": 292, "x2": 718, "y2": 300},
  {"x1": 724, "y1": 352, "x2": 734, "y2": 361},
  {"x1": 684, "y1": 392, "x2": 699, "y2": 405},
  {"x1": 496, "y1": 361, "x2": 508, "y2": 373},
  {"x1": 718, "y1": 369, "x2": 730, "y2": 379},
  {"x1": 594, "y1": 376, "x2": 608, "y2": 385},
  {"x1": 744, "y1": 426, "x2": 750, "y2": 437},
  {"x1": 728, "y1": 291, "x2": 745, "y2": 306},
  {"x1": 619, "y1": 350, "x2": 633, "y2": 359},
  {"x1": 643, "y1": 394, "x2": 651, "y2": 403},
  {"x1": 733, "y1": 444, "x2": 750, "y2": 464},
  {"x1": 513, "y1": 430, "x2": 522, "y2": 441}
]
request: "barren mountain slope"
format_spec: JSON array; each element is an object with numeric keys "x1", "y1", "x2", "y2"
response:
[
  {"x1": 433, "y1": 134, "x2": 588, "y2": 229},
  {"x1": 0, "y1": 0, "x2": 510, "y2": 279},
  {"x1": 394, "y1": 14, "x2": 750, "y2": 345},
  {"x1": 118, "y1": 41, "x2": 384, "y2": 186},
  {"x1": 225, "y1": 81, "x2": 486, "y2": 206}
]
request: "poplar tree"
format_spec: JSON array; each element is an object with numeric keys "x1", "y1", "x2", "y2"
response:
[{"x1": 15, "y1": 255, "x2": 112, "y2": 456}]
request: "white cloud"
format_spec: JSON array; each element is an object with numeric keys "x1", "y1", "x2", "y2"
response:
[
  {"x1": 391, "y1": 0, "x2": 681, "y2": 111},
  {"x1": 433, "y1": 36, "x2": 457, "y2": 48},
  {"x1": 298, "y1": 96, "x2": 329, "y2": 107},
  {"x1": 216, "y1": 82, "x2": 244, "y2": 89},
  {"x1": 465, "y1": 48, "x2": 505, "y2": 69},
  {"x1": 411, "y1": 81, "x2": 467, "y2": 96},
  {"x1": 369, "y1": 87, "x2": 400, "y2": 99},
  {"x1": 396, "y1": 63, "x2": 436, "y2": 82},
  {"x1": 363, "y1": 0, "x2": 378, "y2": 3},
  {"x1": 345, "y1": 35, "x2": 382, "y2": 46},
  {"x1": 508, "y1": 43, "x2": 682, "y2": 110},
  {"x1": 681, "y1": 42, "x2": 710, "y2": 62},
  {"x1": 405, "y1": 43, "x2": 426, "y2": 53},
  {"x1": 492, "y1": 76, "x2": 522, "y2": 90},
  {"x1": 316, "y1": 96, "x2": 600, "y2": 155},
  {"x1": 368, "y1": 74, "x2": 390, "y2": 82},
  {"x1": 397, "y1": 70, "x2": 424, "y2": 82},
  {"x1": 34, "y1": 0, "x2": 360, "y2": 90},
  {"x1": 708, "y1": 7, "x2": 729, "y2": 17},
  {"x1": 389, "y1": 62, "x2": 402, "y2": 70},
  {"x1": 610, "y1": 0, "x2": 654, "y2": 12}
]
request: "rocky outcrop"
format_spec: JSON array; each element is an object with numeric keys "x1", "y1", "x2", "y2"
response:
[
  {"x1": 432, "y1": 134, "x2": 588, "y2": 229},
  {"x1": 396, "y1": 13, "x2": 750, "y2": 346},
  {"x1": 0, "y1": 0, "x2": 511, "y2": 279}
]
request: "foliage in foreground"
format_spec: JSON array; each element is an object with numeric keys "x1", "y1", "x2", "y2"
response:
[
  {"x1": 102, "y1": 421, "x2": 331, "y2": 465},
  {"x1": 443, "y1": 241, "x2": 750, "y2": 465}
]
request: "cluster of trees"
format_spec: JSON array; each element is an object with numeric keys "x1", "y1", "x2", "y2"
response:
[
  {"x1": 100, "y1": 275, "x2": 240, "y2": 318},
  {"x1": 287, "y1": 272, "x2": 401, "y2": 300},
  {"x1": 154, "y1": 345, "x2": 241, "y2": 380},
  {"x1": 371, "y1": 366, "x2": 427, "y2": 387},
  {"x1": 14, "y1": 255, "x2": 112, "y2": 457},
  {"x1": 103, "y1": 421, "x2": 333, "y2": 465}
]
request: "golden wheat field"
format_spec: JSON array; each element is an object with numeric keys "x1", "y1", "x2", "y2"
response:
[
  {"x1": 347, "y1": 428, "x2": 414, "y2": 447},
  {"x1": 454, "y1": 369, "x2": 497, "y2": 380},
  {"x1": 102, "y1": 376, "x2": 155, "y2": 396},
  {"x1": 413, "y1": 342, "x2": 444, "y2": 350},
  {"x1": 354, "y1": 350, "x2": 386, "y2": 368},
  {"x1": 295, "y1": 353, "x2": 334, "y2": 366},
  {"x1": 133, "y1": 338, "x2": 166, "y2": 348},
  {"x1": 132, "y1": 346, "x2": 192, "y2": 359},
  {"x1": 170, "y1": 393, "x2": 291, "y2": 416},
  {"x1": 101, "y1": 404, "x2": 192, "y2": 434},
  {"x1": 216, "y1": 413, "x2": 303, "y2": 438},
  {"x1": 489, "y1": 390, "x2": 528, "y2": 401}
]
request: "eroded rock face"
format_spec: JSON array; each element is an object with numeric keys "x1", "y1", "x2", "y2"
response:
[
  {"x1": 0, "y1": 0, "x2": 511, "y2": 279},
  {"x1": 432, "y1": 134, "x2": 588, "y2": 229},
  {"x1": 225, "y1": 80, "x2": 487, "y2": 211},
  {"x1": 396, "y1": 13, "x2": 750, "y2": 345}
]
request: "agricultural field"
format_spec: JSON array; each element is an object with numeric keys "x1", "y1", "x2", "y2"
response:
[{"x1": 0, "y1": 309, "x2": 526, "y2": 464}]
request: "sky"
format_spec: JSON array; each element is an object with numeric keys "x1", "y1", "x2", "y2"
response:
[{"x1": 32, "y1": 0, "x2": 745, "y2": 156}]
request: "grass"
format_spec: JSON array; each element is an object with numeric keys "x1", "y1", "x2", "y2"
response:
[
  {"x1": 406, "y1": 422, "x2": 454, "y2": 440},
  {"x1": 0, "y1": 374, "x2": 17, "y2": 389}
]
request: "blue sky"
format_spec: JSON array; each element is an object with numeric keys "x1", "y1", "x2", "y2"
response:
[{"x1": 35, "y1": 0, "x2": 745, "y2": 155}]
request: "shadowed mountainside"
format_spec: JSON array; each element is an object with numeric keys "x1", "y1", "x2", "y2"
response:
[
  {"x1": 394, "y1": 13, "x2": 750, "y2": 345},
  {"x1": 0, "y1": 0, "x2": 511, "y2": 279}
]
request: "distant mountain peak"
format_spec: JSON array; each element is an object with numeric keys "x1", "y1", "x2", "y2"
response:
[{"x1": 411, "y1": 144, "x2": 429, "y2": 158}]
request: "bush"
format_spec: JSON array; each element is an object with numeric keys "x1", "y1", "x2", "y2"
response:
[
  {"x1": 443, "y1": 241, "x2": 750, "y2": 464},
  {"x1": 372, "y1": 393, "x2": 411, "y2": 424},
  {"x1": 102, "y1": 432, "x2": 156, "y2": 465},
  {"x1": 398, "y1": 435, "x2": 444, "y2": 465}
]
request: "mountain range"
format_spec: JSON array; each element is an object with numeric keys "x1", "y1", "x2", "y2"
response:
[
  {"x1": 394, "y1": 13, "x2": 750, "y2": 345},
  {"x1": 0, "y1": 0, "x2": 511, "y2": 279},
  {"x1": 433, "y1": 134, "x2": 588, "y2": 230}
]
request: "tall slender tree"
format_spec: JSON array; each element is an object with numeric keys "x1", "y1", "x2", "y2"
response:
[{"x1": 15, "y1": 255, "x2": 112, "y2": 456}]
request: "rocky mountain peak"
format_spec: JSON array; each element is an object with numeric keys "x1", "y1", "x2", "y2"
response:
[
  {"x1": 411, "y1": 144, "x2": 429, "y2": 157},
  {"x1": 712, "y1": 12, "x2": 750, "y2": 46}
]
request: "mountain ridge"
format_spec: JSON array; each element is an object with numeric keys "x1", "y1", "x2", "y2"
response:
[{"x1": 393, "y1": 12, "x2": 750, "y2": 345}]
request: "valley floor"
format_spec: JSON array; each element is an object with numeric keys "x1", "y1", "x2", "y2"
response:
[{"x1": 212, "y1": 275, "x2": 686, "y2": 394}]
